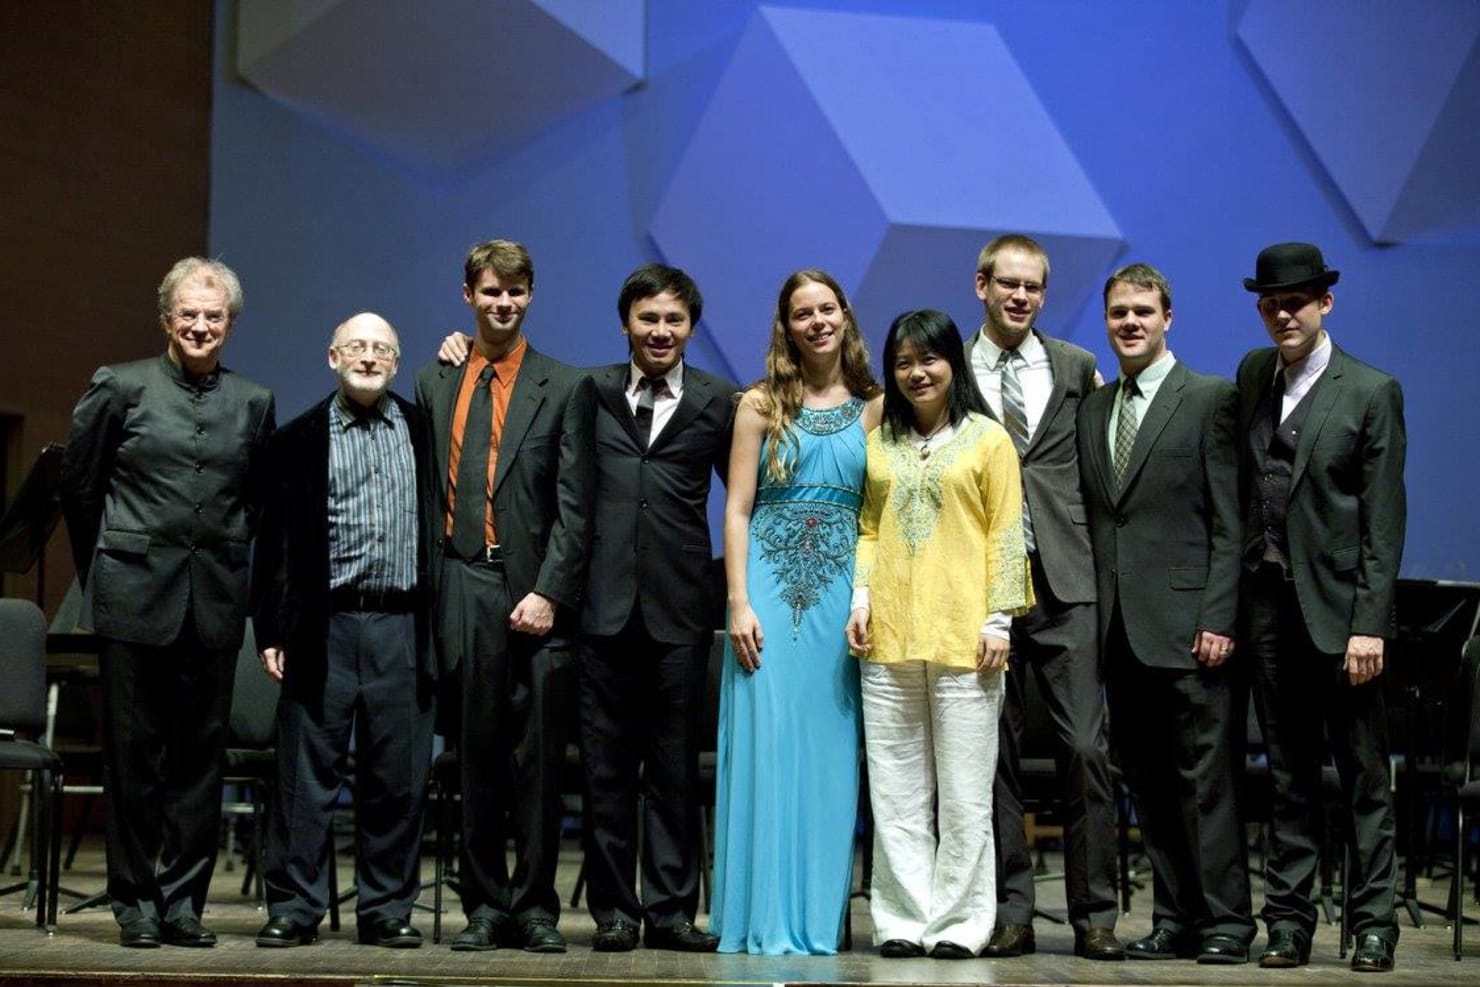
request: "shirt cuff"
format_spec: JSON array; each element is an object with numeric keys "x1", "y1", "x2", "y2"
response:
[
  {"x1": 851, "y1": 586, "x2": 870, "y2": 611},
  {"x1": 982, "y1": 611, "x2": 1012, "y2": 640}
]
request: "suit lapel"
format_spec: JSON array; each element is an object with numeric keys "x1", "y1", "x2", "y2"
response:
[
  {"x1": 1116, "y1": 362, "x2": 1185, "y2": 504},
  {"x1": 1084, "y1": 383, "x2": 1116, "y2": 504},
  {"x1": 1291, "y1": 346, "x2": 1346, "y2": 491},
  {"x1": 649, "y1": 365, "x2": 709, "y2": 455},
  {"x1": 428, "y1": 363, "x2": 464, "y2": 492},
  {"x1": 964, "y1": 334, "x2": 1005, "y2": 428},
  {"x1": 594, "y1": 365, "x2": 641, "y2": 447},
  {"x1": 492, "y1": 350, "x2": 549, "y2": 498},
  {"x1": 1026, "y1": 330, "x2": 1067, "y2": 457}
]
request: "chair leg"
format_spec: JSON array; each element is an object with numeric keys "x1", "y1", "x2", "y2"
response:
[
  {"x1": 47, "y1": 769, "x2": 63, "y2": 933},
  {"x1": 1457, "y1": 799, "x2": 1466, "y2": 961}
]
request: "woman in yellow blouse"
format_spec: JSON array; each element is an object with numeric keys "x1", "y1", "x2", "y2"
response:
[{"x1": 845, "y1": 309, "x2": 1033, "y2": 960}]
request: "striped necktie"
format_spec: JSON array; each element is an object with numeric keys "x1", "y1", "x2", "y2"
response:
[
  {"x1": 1113, "y1": 377, "x2": 1141, "y2": 485},
  {"x1": 996, "y1": 349, "x2": 1035, "y2": 552}
]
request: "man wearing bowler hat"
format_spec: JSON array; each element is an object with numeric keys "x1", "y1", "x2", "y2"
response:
[{"x1": 1235, "y1": 243, "x2": 1406, "y2": 972}]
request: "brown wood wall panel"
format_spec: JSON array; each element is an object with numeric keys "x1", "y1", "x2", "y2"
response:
[{"x1": 0, "y1": 0, "x2": 214, "y2": 610}]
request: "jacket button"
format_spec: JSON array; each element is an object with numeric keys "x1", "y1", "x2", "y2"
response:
[{"x1": 194, "y1": 462, "x2": 204, "y2": 473}]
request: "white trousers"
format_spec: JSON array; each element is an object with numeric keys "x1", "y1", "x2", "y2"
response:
[{"x1": 860, "y1": 659, "x2": 1003, "y2": 952}]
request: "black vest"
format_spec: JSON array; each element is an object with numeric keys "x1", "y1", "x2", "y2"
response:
[{"x1": 1244, "y1": 373, "x2": 1323, "y2": 572}]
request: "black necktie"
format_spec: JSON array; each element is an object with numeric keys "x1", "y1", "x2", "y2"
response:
[
  {"x1": 634, "y1": 375, "x2": 667, "y2": 448},
  {"x1": 451, "y1": 365, "x2": 494, "y2": 557},
  {"x1": 1271, "y1": 366, "x2": 1288, "y2": 430}
]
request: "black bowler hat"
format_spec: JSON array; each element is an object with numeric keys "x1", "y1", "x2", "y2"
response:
[{"x1": 1242, "y1": 242, "x2": 1341, "y2": 293}]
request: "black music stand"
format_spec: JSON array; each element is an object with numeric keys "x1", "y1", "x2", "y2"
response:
[{"x1": 1388, "y1": 578, "x2": 1480, "y2": 927}]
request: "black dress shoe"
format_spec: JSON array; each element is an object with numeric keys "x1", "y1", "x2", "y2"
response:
[
  {"x1": 592, "y1": 919, "x2": 640, "y2": 952},
  {"x1": 879, "y1": 938, "x2": 926, "y2": 958},
  {"x1": 515, "y1": 917, "x2": 567, "y2": 953},
  {"x1": 119, "y1": 919, "x2": 161, "y2": 949},
  {"x1": 256, "y1": 915, "x2": 319, "y2": 948},
  {"x1": 1126, "y1": 927, "x2": 1193, "y2": 960},
  {"x1": 644, "y1": 920, "x2": 718, "y2": 952},
  {"x1": 161, "y1": 917, "x2": 217, "y2": 948},
  {"x1": 1075, "y1": 927, "x2": 1126, "y2": 961},
  {"x1": 930, "y1": 940, "x2": 974, "y2": 960},
  {"x1": 1350, "y1": 932, "x2": 1395, "y2": 972},
  {"x1": 451, "y1": 916, "x2": 503, "y2": 951},
  {"x1": 982, "y1": 923, "x2": 1035, "y2": 957},
  {"x1": 1197, "y1": 933, "x2": 1249, "y2": 965},
  {"x1": 357, "y1": 917, "x2": 422, "y2": 948},
  {"x1": 1258, "y1": 928, "x2": 1310, "y2": 968}
]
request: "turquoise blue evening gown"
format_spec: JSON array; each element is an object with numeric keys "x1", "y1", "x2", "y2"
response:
[{"x1": 712, "y1": 398, "x2": 865, "y2": 954}]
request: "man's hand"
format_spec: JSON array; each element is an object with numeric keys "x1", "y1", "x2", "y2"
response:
[
  {"x1": 509, "y1": 592, "x2": 556, "y2": 636},
  {"x1": 977, "y1": 632, "x2": 1010, "y2": 672},
  {"x1": 1344, "y1": 634, "x2": 1385, "y2": 686},
  {"x1": 260, "y1": 647, "x2": 285, "y2": 683},
  {"x1": 438, "y1": 332, "x2": 472, "y2": 366},
  {"x1": 1193, "y1": 630, "x2": 1235, "y2": 668}
]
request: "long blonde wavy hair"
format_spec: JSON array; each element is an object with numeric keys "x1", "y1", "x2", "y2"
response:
[{"x1": 751, "y1": 269, "x2": 881, "y2": 483}]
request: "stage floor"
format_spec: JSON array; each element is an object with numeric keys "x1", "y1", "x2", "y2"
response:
[{"x1": 0, "y1": 838, "x2": 1473, "y2": 986}]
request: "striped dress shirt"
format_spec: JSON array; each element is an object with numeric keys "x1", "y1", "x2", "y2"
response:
[{"x1": 327, "y1": 393, "x2": 417, "y2": 592}]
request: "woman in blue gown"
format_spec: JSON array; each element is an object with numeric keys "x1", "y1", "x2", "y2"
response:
[{"x1": 712, "y1": 269, "x2": 882, "y2": 954}]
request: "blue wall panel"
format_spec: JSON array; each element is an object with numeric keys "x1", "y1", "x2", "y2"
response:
[{"x1": 211, "y1": 0, "x2": 1480, "y2": 579}]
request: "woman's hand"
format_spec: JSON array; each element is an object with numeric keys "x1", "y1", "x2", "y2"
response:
[
  {"x1": 729, "y1": 602, "x2": 764, "y2": 672},
  {"x1": 845, "y1": 607, "x2": 871, "y2": 655},
  {"x1": 977, "y1": 631, "x2": 1010, "y2": 673}
]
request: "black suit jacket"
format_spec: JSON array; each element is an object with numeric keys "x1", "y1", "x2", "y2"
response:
[
  {"x1": 60, "y1": 355, "x2": 275, "y2": 652},
  {"x1": 964, "y1": 328, "x2": 1098, "y2": 604},
  {"x1": 415, "y1": 344, "x2": 596, "y2": 667},
  {"x1": 250, "y1": 391, "x2": 435, "y2": 695},
  {"x1": 582, "y1": 363, "x2": 737, "y2": 644},
  {"x1": 1236, "y1": 344, "x2": 1406, "y2": 654},
  {"x1": 1078, "y1": 361, "x2": 1241, "y2": 668}
]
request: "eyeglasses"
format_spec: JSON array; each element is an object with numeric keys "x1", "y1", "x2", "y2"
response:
[
  {"x1": 171, "y1": 308, "x2": 229, "y2": 328},
  {"x1": 990, "y1": 276, "x2": 1045, "y2": 298},
  {"x1": 336, "y1": 340, "x2": 399, "y2": 359}
]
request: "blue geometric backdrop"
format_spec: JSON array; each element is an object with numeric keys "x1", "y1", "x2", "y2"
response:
[{"x1": 211, "y1": 0, "x2": 1480, "y2": 579}]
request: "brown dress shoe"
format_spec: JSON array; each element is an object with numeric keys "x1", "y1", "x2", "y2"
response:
[
  {"x1": 1075, "y1": 927, "x2": 1125, "y2": 960},
  {"x1": 982, "y1": 923, "x2": 1035, "y2": 957}
]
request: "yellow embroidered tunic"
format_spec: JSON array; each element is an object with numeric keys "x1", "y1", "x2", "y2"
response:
[{"x1": 854, "y1": 412, "x2": 1034, "y2": 669}]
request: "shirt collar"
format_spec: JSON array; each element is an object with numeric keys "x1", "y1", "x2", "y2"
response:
[
  {"x1": 470, "y1": 334, "x2": 529, "y2": 381},
  {"x1": 1127, "y1": 350, "x2": 1176, "y2": 392},
  {"x1": 1279, "y1": 331, "x2": 1332, "y2": 386},
  {"x1": 332, "y1": 390, "x2": 395, "y2": 428},
  {"x1": 161, "y1": 352, "x2": 221, "y2": 391},
  {"x1": 627, "y1": 359, "x2": 684, "y2": 395},
  {"x1": 976, "y1": 327, "x2": 1044, "y2": 367}
]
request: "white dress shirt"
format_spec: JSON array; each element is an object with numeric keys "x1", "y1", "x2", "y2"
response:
[
  {"x1": 970, "y1": 328, "x2": 1052, "y2": 443},
  {"x1": 1277, "y1": 332, "x2": 1332, "y2": 423},
  {"x1": 625, "y1": 359, "x2": 685, "y2": 443}
]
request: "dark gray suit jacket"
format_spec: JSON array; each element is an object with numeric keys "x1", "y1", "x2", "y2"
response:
[
  {"x1": 582, "y1": 363, "x2": 736, "y2": 644},
  {"x1": 415, "y1": 344, "x2": 595, "y2": 666},
  {"x1": 1078, "y1": 360, "x2": 1241, "y2": 668},
  {"x1": 1236, "y1": 344, "x2": 1406, "y2": 654},
  {"x1": 60, "y1": 355, "x2": 276, "y2": 652},
  {"x1": 965, "y1": 328, "x2": 1098, "y2": 604}
]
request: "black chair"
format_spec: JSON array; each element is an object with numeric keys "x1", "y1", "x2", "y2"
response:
[
  {"x1": 223, "y1": 619, "x2": 279, "y2": 911},
  {"x1": 0, "y1": 598, "x2": 64, "y2": 931},
  {"x1": 1444, "y1": 636, "x2": 1480, "y2": 959}
]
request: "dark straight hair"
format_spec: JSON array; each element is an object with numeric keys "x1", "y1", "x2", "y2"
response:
[
  {"x1": 617, "y1": 263, "x2": 703, "y2": 324},
  {"x1": 880, "y1": 309, "x2": 986, "y2": 440}
]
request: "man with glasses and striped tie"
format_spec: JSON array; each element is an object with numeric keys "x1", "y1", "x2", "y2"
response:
[{"x1": 963, "y1": 234, "x2": 1123, "y2": 961}]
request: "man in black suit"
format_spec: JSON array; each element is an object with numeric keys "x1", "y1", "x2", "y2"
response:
[
  {"x1": 60, "y1": 257, "x2": 275, "y2": 948},
  {"x1": 963, "y1": 235, "x2": 1122, "y2": 961},
  {"x1": 251, "y1": 313, "x2": 434, "y2": 949},
  {"x1": 417, "y1": 239, "x2": 595, "y2": 953},
  {"x1": 435, "y1": 265, "x2": 735, "y2": 952},
  {"x1": 1237, "y1": 243, "x2": 1406, "y2": 973},
  {"x1": 1077, "y1": 263, "x2": 1253, "y2": 965},
  {"x1": 580, "y1": 265, "x2": 734, "y2": 952}
]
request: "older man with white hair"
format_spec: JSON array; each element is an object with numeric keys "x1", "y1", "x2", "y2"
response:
[{"x1": 251, "y1": 312, "x2": 436, "y2": 949}]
